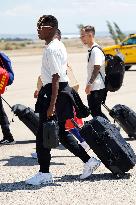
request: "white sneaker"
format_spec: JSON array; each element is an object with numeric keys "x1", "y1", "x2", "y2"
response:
[
  {"x1": 25, "y1": 172, "x2": 54, "y2": 185},
  {"x1": 80, "y1": 141, "x2": 90, "y2": 152},
  {"x1": 80, "y1": 157, "x2": 101, "y2": 180},
  {"x1": 31, "y1": 152, "x2": 37, "y2": 159}
]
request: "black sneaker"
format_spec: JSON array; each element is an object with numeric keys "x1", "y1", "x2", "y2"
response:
[{"x1": 0, "y1": 139, "x2": 16, "y2": 145}]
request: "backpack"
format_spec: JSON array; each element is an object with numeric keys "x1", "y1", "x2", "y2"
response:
[
  {"x1": 88, "y1": 45, "x2": 125, "y2": 92},
  {"x1": 0, "y1": 52, "x2": 14, "y2": 86},
  {"x1": 0, "y1": 66, "x2": 10, "y2": 94}
]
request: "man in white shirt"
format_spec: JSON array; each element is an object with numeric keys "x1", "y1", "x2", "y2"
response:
[
  {"x1": 25, "y1": 15, "x2": 101, "y2": 186},
  {"x1": 80, "y1": 25, "x2": 108, "y2": 120}
]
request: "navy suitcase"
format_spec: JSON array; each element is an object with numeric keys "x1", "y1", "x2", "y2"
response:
[
  {"x1": 12, "y1": 104, "x2": 39, "y2": 136},
  {"x1": 79, "y1": 116, "x2": 136, "y2": 177},
  {"x1": 103, "y1": 104, "x2": 136, "y2": 139}
]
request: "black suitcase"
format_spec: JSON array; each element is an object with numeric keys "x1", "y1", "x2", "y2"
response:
[
  {"x1": 12, "y1": 104, "x2": 39, "y2": 136},
  {"x1": 79, "y1": 116, "x2": 136, "y2": 177},
  {"x1": 103, "y1": 104, "x2": 136, "y2": 139}
]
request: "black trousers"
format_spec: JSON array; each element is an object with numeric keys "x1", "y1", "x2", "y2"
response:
[
  {"x1": 36, "y1": 85, "x2": 90, "y2": 173},
  {"x1": 0, "y1": 96, "x2": 13, "y2": 140},
  {"x1": 87, "y1": 88, "x2": 109, "y2": 120}
]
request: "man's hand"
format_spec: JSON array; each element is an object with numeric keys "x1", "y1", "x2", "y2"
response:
[
  {"x1": 85, "y1": 84, "x2": 92, "y2": 95},
  {"x1": 34, "y1": 90, "x2": 39, "y2": 98},
  {"x1": 47, "y1": 105, "x2": 55, "y2": 118}
]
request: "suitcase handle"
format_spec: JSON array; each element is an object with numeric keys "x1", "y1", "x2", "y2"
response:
[
  {"x1": 1, "y1": 96, "x2": 12, "y2": 109},
  {"x1": 71, "y1": 118, "x2": 81, "y2": 130},
  {"x1": 102, "y1": 103, "x2": 111, "y2": 112}
]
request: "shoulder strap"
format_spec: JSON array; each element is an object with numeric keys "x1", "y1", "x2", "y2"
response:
[
  {"x1": 99, "y1": 71, "x2": 105, "y2": 84},
  {"x1": 88, "y1": 45, "x2": 105, "y2": 62}
]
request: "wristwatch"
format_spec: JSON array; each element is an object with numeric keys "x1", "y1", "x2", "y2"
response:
[{"x1": 87, "y1": 81, "x2": 93, "y2": 86}]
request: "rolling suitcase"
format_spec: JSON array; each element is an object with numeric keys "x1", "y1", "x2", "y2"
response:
[
  {"x1": 79, "y1": 116, "x2": 136, "y2": 177},
  {"x1": 12, "y1": 104, "x2": 39, "y2": 136},
  {"x1": 1, "y1": 97, "x2": 39, "y2": 136},
  {"x1": 103, "y1": 104, "x2": 136, "y2": 139}
]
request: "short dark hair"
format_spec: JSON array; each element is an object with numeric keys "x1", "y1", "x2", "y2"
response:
[
  {"x1": 81, "y1": 25, "x2": 95, "y2": 36},
  {"x1": 37, "y1": 15, "x2": 58, "y2": 29}
]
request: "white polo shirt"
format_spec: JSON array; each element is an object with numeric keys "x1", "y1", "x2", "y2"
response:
[
  {"x1": 41, "y1": 39, "x2": 69, "y2": 86},
  {"x1": 87, "y1": 43, "x2": 105, "y2": 91}
]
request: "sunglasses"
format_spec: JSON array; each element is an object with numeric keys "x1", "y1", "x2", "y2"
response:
[{"x1": 37, "y1": 25, "x2": 53, "y2": 30}]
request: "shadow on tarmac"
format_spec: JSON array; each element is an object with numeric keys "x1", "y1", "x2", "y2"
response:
[
  {"x1": 0, "y1": 172, "x2": 131, "y2": 192},
  {"x1": 0, "y1": 156, "x2": 65, "y2": 166}
]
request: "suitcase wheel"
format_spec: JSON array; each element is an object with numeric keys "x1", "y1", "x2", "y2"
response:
[
  {"x1": 114, "y1": 172, "x2": 126, "y2": 179},
  {"x1": 109, "y1": 165, "x2": 125, "y2": 178},
  {"x1": 128, "y1": 134, "x2": 136, "y2": 140}
]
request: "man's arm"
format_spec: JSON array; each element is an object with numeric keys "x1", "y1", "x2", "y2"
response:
[
  {"x1": 34, "y1": 75, "x2": 43, "y2": 98},
  {"x1": 85, "y1": 65, "x2": 100, "y2": 95},
  {"x1": 88, "y1": 65, "x2": 100, "y2": 85},
  {"x1": 47, "y1": 73, "x2": 60, "y2": 118},
  {"x1": 37, "y1": 75, "x2": 43, "y2": 91}
]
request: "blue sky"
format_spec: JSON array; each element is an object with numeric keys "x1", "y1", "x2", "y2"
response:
[{"x1": 0, "y1": 0, "x2": 136, "y2": 35}]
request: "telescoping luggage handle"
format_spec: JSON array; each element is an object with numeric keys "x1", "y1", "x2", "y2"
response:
[
  {"x1": 102, "y1": 103, "x2": 111, "y2": 113},
  {"x1": 1, "y1": 96, "x2": 12, "y2": 109},
  {"x1": 71, "y1": 117, "x2": 97, "y2": 134},
  {"x1": 1, "y1": 96, "x2": 14, "y2": 122},
  {"x1": 71, "y1": 118, "x2": 81, "y2": 129},
  {"x1": 102, "y1": 103, "x2": 118, "y2": 124}
]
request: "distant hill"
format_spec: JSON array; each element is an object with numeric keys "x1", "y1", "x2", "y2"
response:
[{"x1": 0, "y1": 31, "x2": 135, "y2": 40}]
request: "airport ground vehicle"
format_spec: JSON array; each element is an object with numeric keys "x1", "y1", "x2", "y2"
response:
[{"x1": 103, "y1": 34, "x2": 136, "y2": 70}]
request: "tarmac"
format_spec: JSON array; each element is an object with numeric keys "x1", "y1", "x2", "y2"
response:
[{"x1": 0, "y1": 53, "x2": 136, "y2": 205}]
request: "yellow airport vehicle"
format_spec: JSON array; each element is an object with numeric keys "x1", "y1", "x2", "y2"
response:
[{"x1": 103, "y1": 34, "x2": 136, "y2": 70}]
